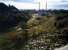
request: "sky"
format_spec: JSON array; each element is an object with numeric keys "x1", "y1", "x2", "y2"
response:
[{"x1": 0, "y1": 0, "x2": 68, "y2": 10}]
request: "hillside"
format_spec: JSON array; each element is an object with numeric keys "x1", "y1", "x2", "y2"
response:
[{"x1": 0, "y1": 3, "x2": 68, "y2": 50}]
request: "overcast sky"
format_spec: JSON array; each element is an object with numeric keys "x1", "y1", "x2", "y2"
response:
[{"x1": 0, "y1": 0, "x2": 68, "y2": 10}]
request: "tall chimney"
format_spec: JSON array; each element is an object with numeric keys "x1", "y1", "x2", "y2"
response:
[
  {"x1": 39, "y1": 2, "x2": 40, "y2": 11},
  {"x1": 46, "y1": 0, "x2": 47, "y2": 10}
]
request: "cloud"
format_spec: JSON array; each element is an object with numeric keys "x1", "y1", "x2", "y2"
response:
[
  {"x1": 16, "y1": 0, "x2": 33, "y2": 2},
  {"x1": 52, "y1": 0, "x2": 68, "y2": 9},
  {"x1": 0, "y1": 0, "x2": 68, "y2": 10},
  {"x1": 0, "y1": 1, "x2": 39, "y2": 10},
  {"x1": 61, "y1": 0, "x2": 68, "y2": 2},
  {"x1": 54, "y1": 4, "x2": 68, "y2": 10},
  {"x1": 11, "y1": 2, "x2": 39, "y2": 9}
]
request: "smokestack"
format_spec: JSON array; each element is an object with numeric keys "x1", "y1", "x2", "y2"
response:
[
  {"x1": 39, "y1": 2, "x2": 40, "y2": 11},
  {"x1": 46, "y1": 0, "x2": 47, "y2": 10}
]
